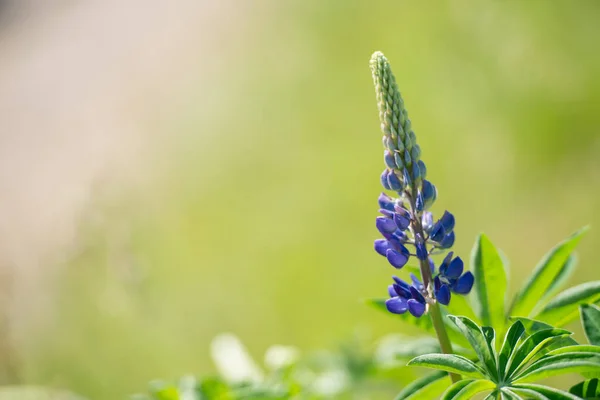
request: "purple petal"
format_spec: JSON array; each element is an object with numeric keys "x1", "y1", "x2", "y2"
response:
[
  {"x1": 380, "y1": 170, "x2": 391, "y2": 190},
  {"x1": 388, "y1": 284, "x2": 397, "y2": 298},
  {"x1": 410, "y1": 273, "x2": 423, "y2": 289},
  {"x1": 407, "y1": 299, "x2": 426, "y2": 317},
  {"x1": 436, "y1": 284, "x2": 451, "y2": 305},
  {"x1": 439, "y1": 231, "x2": 455, "y2": 249},
  {"x1": 430, "y1": 222, "x2": 445, "y2": 242},
  {"x1": 434, "y1": 276, "x2": 441, "y2": 292},
  {"x1": 386, "y1": 297, "x2": 408, "y2": 314},
  {"x1": 453, "y1": 271, "x2": 474, "y2": 294},
  {"x1": 439, "y1": 252, "x2": 454, "y2": 276},
  {"x1": 394, "y1": 212, "x2": 410, "y2": 231},
  {"x1": 415, "y1": 191, "x2": 424, "y2": 211},
  {"x1": 379, "y1": 209, "x2": 394, "y2": 218},
  {"x1": 415, "y1": 234, "x2": 428, "y2": 260},
  {"x1": 387, "y1": 171, "x2": 403, "y2": 191},
  {"x1": 440, "y1": 211, "x2": 455, "y2": 232},
  {"x1": 446, "y1": 257, "x2": 464, "y2": 279},
  {"x1": 378, "y1": 193, "x2": 395, "y2": 211},
  {"x1": 409, "y1": 285, "x2": 426, "y2": 304},
  {"x1": 393, "y1": 283, "x2": 411, "y2": 298},
  {"x1": 374, "y1": 239, "x2": 389, "y2": 256},
  {"x1": 386, "y1": 249, "x2": 408, "y2": 269},
  {"x1": 376, "y1": 217, "x2": 397, "y2": 234}
]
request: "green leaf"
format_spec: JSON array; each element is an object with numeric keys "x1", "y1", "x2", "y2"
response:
[
  {"x1": 510, "y1": 227, "x2": 588, "y2": 318},
  {"x1": 570, "y1": 378, "x2": 600, "y2": 398},
  {"x1": 447, "y1": 316, "x2": 498, "y2": 381},
  {"x1": 533, "y1": 281, "x2": 600, "y2": 326},
  {"x1": 513, "y1": 384, "x2": 581, "y2": 400},
  {"x1": 500, "y1": 388, "x2": 525, "y2": 400},
  {"x1": 446, "y1": 291, "x2": 479, "y2": 323},
  {"x1": 542, "y1": 254, "x2": 577, "y2": 302},
  {"x1": 471, "y1": 234, "x2": 507, "y2": 328},
  {"x1": 441, "y1": 379, "x2": 495, "y2": 400},
  {"x1": 498, "y1": 321, "x2": 525, "y2": 380},
  {"x1": 514, "y1": 352, "x2": 600, "y2": 382},
  {"x1": 440, "y1": 380, "x2": 473, "y2": 400},
  {"x1": 407, "y1": 353, "x2": 486, "y2": 379},
  {"x1": 546, "y1": 345, "x2": 600, "y2": 357},
  {"x1": 582, "y1": 304, "x2": 600, "y2": 346},
  {"x1": 394, "y1": 371, "x2": 449, "y2": 400},
  {"x1": 510, "y1": 317, "x2": 578, "y2": 349},
  {"x1": 509, "y1": 387, "x2": 549, "y2": 400},
  {"x1": 505, "y1": 328, "x2": 572, "y2": 378}
]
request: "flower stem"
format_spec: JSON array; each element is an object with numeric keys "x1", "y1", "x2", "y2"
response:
[
  {"x1": 409, "y1": 196, "x2": 461, "y2": 383},
  {"x1": 428, "y1": 295, "x2": 461, "y2": 383}
]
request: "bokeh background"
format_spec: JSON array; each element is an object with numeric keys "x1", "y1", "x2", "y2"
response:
[{"x1": 0, "y1": 0, "x2": 599, "y2": 398}]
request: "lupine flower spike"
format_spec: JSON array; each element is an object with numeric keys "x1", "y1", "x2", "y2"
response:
[{"x1": 369, "y1": 52, "x2": 474, "y2": 318}]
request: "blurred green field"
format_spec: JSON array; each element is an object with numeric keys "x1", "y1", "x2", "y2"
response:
[{"x1": 5, "y1": 1, "x2": 600, "y2": 398}]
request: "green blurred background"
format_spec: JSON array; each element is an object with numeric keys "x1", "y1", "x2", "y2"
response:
[{"x1": 1, "y1": 1, "x2": 599, "y2": 398}]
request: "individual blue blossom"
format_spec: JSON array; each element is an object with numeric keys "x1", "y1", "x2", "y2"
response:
[
  {"x1": 385, "y1": 276, "x2": 427, "y2": 317},
  {"x1": 436, "y1": 252, "x2": 475, "y2": 295}
]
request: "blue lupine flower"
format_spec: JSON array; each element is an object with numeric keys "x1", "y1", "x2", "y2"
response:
[
  {"x1": 436, "y1": 253, "x2": 475, "y2": 295},
  {"x1": 370, "y1": 51, "x2": 474, "y2": 317},
  {"x1": 386, "y1": 276, "x2": 428, "y2": 317}
]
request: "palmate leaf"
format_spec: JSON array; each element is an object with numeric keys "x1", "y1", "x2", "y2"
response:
[
  {"x1": 406, "y1": 353, "x2": 486, "y2": 379},
  {"x1": 441, "y1": 379, "x2": 495, "y2": 400},
  {"x1": 542, "y1": 254, "x2": 577, "y2": 303},
  {"x1": 471, "y1": 234, "x2": 507, "y2": 330},
  {"x1": 514, "y1": 352, "x2": 600, "y2": 383},
  {"x1": 581, "y1": 303, "x2": 600, "y2": 346},
  {"x1": 570, "y1": 378, "x2": 600, "y2": 398},
  {"x1": 498, "y1": 321, "x2": 525, "y2": 381},
  {"x1": 394, "y1": 371, "x2": 449, "y2": 400},
  {"x1": 505, "y1": 328, "x2": 572, "y2": 378},
  {"x1": 447, "y1": 316, "x2": 498, "y2": 381},
  {"x1": 510, "y1": 317, "x2": 579, "y2": 351},
  {"x1": 533, "y1": 281, "x2": 600, "y2": 326},
  {"x1": 513, "y1": 383, "x2": 581, "y2": 400},
  {"x1": 510, "y1": 227, "x2": 588, "y2": 318}
]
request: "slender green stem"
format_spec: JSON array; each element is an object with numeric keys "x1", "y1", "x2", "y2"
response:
[{"x1": 408, "y1": 192, "x2": 461, "y2": 383}]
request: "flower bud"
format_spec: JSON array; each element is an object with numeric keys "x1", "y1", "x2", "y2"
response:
[
  {"x1": 387, "y1": 171, "x2": 403, "y2": 191},
  {"x1": 394, "y1": 152, "x2": 404, "y2": 169},
  {"x1": 378, "y1": 193, "x2": 395, "y2": 211},
  {"x1": 417, "y1": 160, "x2": 427, "y2": 179},
  {"x1": 384, "y1": 150, "x2": 396, "y2": 169},
  {"x1": 422, "y1": 212, "x2": 433, "y2": 233},
  {"x1": 380, "y1": 170, "x2": 391, "y2": 190}
]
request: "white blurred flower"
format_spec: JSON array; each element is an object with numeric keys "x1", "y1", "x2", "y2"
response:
[
  {"x1": 210, "y1": 333, "x2": 264, "y2": 383},
  {"x1": 264, "y1": 345, "x2": 300, "y2": 370},
  {"x1": 311, "y1": 370, "x2": 350, "y2": 396}
]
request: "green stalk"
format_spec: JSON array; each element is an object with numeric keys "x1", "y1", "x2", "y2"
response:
[{"x1": 410, "y1": 195, "x2": 461, "y2": 384}]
